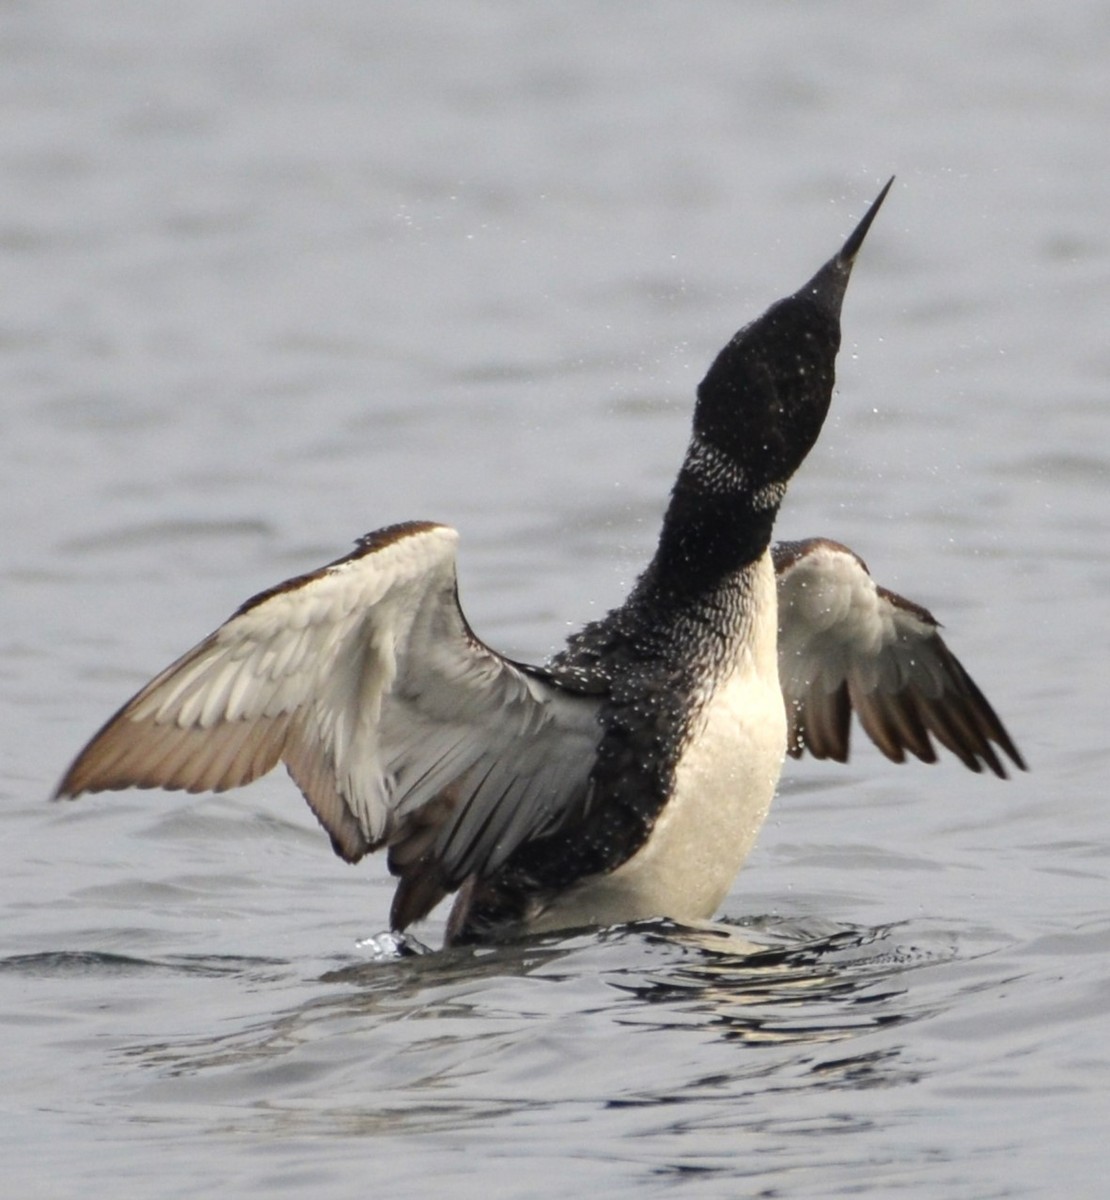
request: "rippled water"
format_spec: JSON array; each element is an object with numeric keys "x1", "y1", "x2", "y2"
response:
[{"x1": 3, "y1": 3, "x2": 1109, "y2": 1197}]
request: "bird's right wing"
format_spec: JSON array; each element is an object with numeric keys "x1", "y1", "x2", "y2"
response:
[{"x1": 55, "y1": 522, "x2": 602, "y2": 926}]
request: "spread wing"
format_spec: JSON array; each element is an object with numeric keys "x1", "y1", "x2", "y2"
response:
[
  {"x1": 773, "y1": 538, "x2": 1025, "y2": 777},
  {"x1": 55, "y1": 521, "x2": 602, "y2": 927}
]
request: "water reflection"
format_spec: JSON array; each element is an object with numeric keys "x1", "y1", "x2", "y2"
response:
[
  {"x1": 107, "y1": 916, "x2": 956, "y2": 1117},
  {"x1": 607, "y1": 919, "x2": 919, "y2": 1045},
  {"x1": 0, "y1": 949, "x2": 283, "y2": 979}
]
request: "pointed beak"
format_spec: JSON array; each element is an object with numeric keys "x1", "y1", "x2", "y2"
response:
[
  {"x1": 838, "y1": 176, "x2": 896, "y2": 266},
  {"x1": 799, "y1": 176, "x2": 895, "y2": 315}
]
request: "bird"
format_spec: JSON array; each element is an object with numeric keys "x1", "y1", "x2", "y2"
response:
[{"x1": 55, "y1": 178, "x2": 1024, "y2": 946}]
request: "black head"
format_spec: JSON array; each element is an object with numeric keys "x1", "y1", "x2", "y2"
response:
[{"x1": 690, "y1": 178, "x2": 893, "y2": 503}]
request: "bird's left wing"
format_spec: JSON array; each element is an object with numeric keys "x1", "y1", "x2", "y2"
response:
[{"x1": 773, "y1": 538, "x2": 1025, "y2": 777}]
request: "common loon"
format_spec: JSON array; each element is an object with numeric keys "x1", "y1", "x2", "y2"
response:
[{"x1": 55, "y1": 179, "x2": 1024, "y2": 945}]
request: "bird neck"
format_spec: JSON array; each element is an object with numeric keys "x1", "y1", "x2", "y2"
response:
[{"x1": 634, "y1": 438, "x2": 782, "y2": 614}]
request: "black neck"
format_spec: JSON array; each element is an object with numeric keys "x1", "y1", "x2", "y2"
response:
[{"x1": 633, "y1": 461, "x2": 778, "y2": 610}]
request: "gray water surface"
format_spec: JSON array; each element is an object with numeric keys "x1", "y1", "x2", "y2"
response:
[{"x1": 3, "y1": 4, "x2": 1109, "y2": 1197}]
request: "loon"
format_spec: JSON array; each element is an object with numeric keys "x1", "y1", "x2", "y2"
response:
[{"x1": 55, "y1": 179, "x2": 1024, "y2": 945}]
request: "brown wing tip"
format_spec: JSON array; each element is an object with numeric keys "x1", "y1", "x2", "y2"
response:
[{"x1": 787, "y1": 660, "x2": 1026, "y2": 779}]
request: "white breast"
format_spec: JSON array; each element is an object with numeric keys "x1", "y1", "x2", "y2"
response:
[{"x1": 533, "y1": 552, "x2": 786, "y2": 932}]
